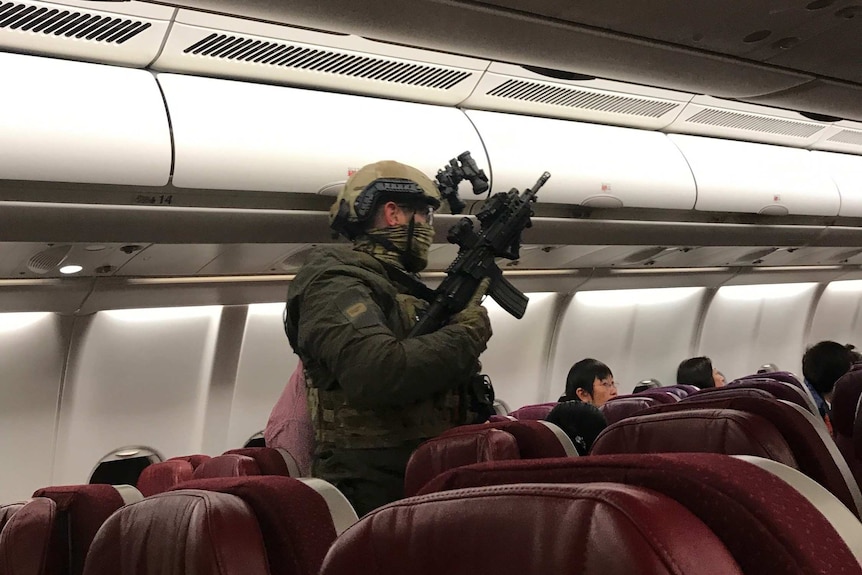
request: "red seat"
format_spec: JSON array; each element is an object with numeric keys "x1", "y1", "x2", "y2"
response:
[
  {"x1": 0, "y1": 502, "x2": 25, "y2": 535},
  {"x1": 83, "y1": 490, "x2": 270, "y2": 575},
  {"x1": 136, "y1": 460, "x2": 194, "y2": 497},
  {"x1": 0, "y1": 484, "x2": 141, "y2": 575},
  {"x1": 417, "y1": 453, "x2": 862, "y2": 575},
  {"x1": 592, "y1": 408, "x2": 798, "y2": 466},
  {"x1": 224, "y1": 447, "x2": 300, "y2": 476},
  {"x1": 724, "y1": 378, "x2": 818, "y2": 415},
  {"x1": 635, "y1": 393, "x2": 862, "y2": 517},
  {"x1": 440, "y1": 419, "x2": 572, "y2": 459},
  {"x1": 600, "y1": 395, "x2": 662, "y2": 425},
  {"x1": 404, "y1": 428, "x2": 520, "y2": 497},
  {"x1": 167, "y1": 454, "x2": 211, "y2": 469},
  {"x1": 507, "y1": 402, "x2": 557, "y2": 420},
  {"x1": 321, "y1": 482, "x2": 742, "y2": 575},
  {"x1": 177, "y1": 476, "x2": 353, "y2": 574},
  {"x1": 192, "y1": 454, "x2": 262, "y2": 479},
  {"x1": 832, "y1": 369, "x2": 862, "y2": 488}
]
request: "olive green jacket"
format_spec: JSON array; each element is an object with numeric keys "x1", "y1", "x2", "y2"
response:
[{"x1": 285, "y1": 245, "x2": 483, "y2": 449}]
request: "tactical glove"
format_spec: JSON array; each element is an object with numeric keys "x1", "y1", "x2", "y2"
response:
[{"x1": 449, "y1": 278, "x2": 492, "y2": 349}]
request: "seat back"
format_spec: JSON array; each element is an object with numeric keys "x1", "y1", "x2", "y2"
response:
[
  {"x1": 136, "y1": 460, "x2": 194, "y2": 497},
  {"x1": 417, "y1": 453, "x2": 861, "y2": 575},
  {"x1": 225, "y1": 447, "x2": 300, "y2": 477},
  {"x1": 0, "y1": 485, "x2": 141, "y2": 575},
  {"x1": 507, "y1": 402, "x2": 557, "y2": 420},
  {"x1": 591, "y1": 408, "x2": 798, "y2": 467},
  {"x1": 631, "y1": 389, "x2": 679, "y2": 403},
  {"x1": 404, "y1": 428, "x2": 520, "y2": 497},
  {"x1": 171, "y1": 476, "x2": 354, "y2": 575},
  {"x1": 440, "y1": 420, "x2": 571, "y2": 459},
  {"x1": 167, "y1": 454, "x2": 211, "y2": 469},
  {"x1": 600, "y1": 395, "x2": 661, "y2": 425},
  {"x1": 640, "y1": 394, "x2": 862, "y2": 517},
  {"x1": 832, "y1": 369, "x2": 862, "y2": 488},
  {"x1": 726, "y1": 378, "x2": 817, "y2": 415},
  {"x1": 83, "y1": 490, "x2": 271, "y2": 575},
  {"x1": 321, "y1": 482, "x2": 742, "y2": 575},
  {"x1": 0, "y1": 502, "x2": 26, "y2": 535},
  {"x1": 192, "y1": 454, "x2": 262, "y2": 479}
]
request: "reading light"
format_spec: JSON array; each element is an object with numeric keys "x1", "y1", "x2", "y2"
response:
[{"x1": 59, "y1": 264, "x2": 83, "y2": 274}]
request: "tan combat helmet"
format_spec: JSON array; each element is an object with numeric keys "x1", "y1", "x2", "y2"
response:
[{"x1": 330, "y1": 160, "x2": 441, "y2": 240}]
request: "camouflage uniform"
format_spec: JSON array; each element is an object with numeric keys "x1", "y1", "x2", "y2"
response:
[{"x1": 284, "y1": 243, "x2": 486, "y2": 515}]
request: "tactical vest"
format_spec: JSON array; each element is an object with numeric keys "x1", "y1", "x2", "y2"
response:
[{"x1": 301, "y1": 272, "x2": 467, "y2": 450}]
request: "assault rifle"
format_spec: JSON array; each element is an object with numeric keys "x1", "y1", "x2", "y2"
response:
[{"x1": 409, "y1": 171, "x2": 551, "y2": 337}]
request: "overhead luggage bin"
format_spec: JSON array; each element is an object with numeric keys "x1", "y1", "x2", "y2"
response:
[
  {"x1": 462, "y1": 62, "x2": 691, "y2": 131},
  {"x1": 154, "y1": 10, "x2": 488, "y2": 107},
  {"x1": 0, "y1": 0, "x2": 173, "y2": 67},
  {"x1": 465, "y1": 110, "x2": 696, "y2": 209},
  {"x1": 158, "y1": 73, "x2": 487, "y2": 195},
  {"x1": 669, "y1": 134, "x2": 840, "y2": 216},
  {"x1": 810, "y1": 151, "x2": 862, "y2": 218},
  {"x1": 0, "y1": 52, "x2": 171, "y2": 186}
]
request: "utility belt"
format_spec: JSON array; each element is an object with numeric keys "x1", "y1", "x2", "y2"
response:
[{"x1": 307, "y1": 379, "x2": 464, "y2": 450}]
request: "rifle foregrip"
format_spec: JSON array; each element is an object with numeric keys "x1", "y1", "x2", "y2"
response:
[{"x1": 489, "y1": 275, "x2": 529, "y2": 319}]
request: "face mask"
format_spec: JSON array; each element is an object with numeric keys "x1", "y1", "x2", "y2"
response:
[{"x1": 364, "y1": 222, "x2": 434, "y2": 273}]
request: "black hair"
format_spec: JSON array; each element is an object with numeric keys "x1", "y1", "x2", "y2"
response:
[
  {"x1": 545, "y1": 401, "x2": 608, "y2": 456},
  {"x1": 846, "y1": 344, "x2": 862, "y2": 364},
  {"x1": 559, "y1": 358, "x2": 612, "y2": 402},
  {"x1": 803, "y1": 341, "x2": 853, "y2": 396},
  {"x1": 676, "y1": 357, "x2": 715, "y2": 389}
]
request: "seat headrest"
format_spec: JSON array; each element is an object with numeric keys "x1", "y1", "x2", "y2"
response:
[
  {"x1": 0, "y1": 498, "x2": 57, "y2": 575},
  {"x1": 224, "y1": 447, "x2": 299, "y2": 477},
  {"x1": 321, "y1": 482, "x2": 742, "y2": 575},
  {"x1": 137, "y1": 460, "x2": 194, "y2": 497},
  {"x1": 507, "y1": 402, "x2": 557, "y2": 420},
  {"x1": 83, "y1": 491, "x2": 270, "y2": 575},
  {"x1": 167, "y1": 454, "x2": 211, "y2": 469},
  {"x1": 29, "y1": 484, "x2": 129, "y2": 575},
  {"x1": 0, "y1": 501, "x2": 27, "y2": 534},
  {"x1": 404, "y1": 428, "x2": 520, "y2": 497},
  {"x1": 600, "y1": 396, "x2": 658, "y2": 425},
  {"x1": 170, "y1": 476, "x2": 340, "y2": 575},
  {"x1": 591, "y1": 409, "x2": 798, "y2": 468},
  {"x1": 441, "y1": 420, "x2": 568, "y2": 459},
  {"x1": 832, "y1": 369, "x2": 862, "y2": 437},
  {"x1": 417, "y1": 452, "x2": 860, "y2": 575},
  {"x1": 192, "y1": 454, "x2": 261, "y2": 479}
]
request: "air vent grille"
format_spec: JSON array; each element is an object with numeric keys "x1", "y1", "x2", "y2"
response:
[
  {"x1": 684, "y1": 108, "x2": 824, "y2": 138},
  {"x1": 0, "y1": 2, "x2": 151, "y2": 44},
  {"x1": 485, "y1": 79, "x2": 680, "y2": 118},
  {"x1": 826, "y1": 129, "x2": 862, "y2": 146},
  {"x1": 183, "y1": 33, "x2": 472, "y2": 90}
]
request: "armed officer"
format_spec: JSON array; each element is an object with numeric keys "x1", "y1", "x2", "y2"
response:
[{"x1": 282, "y1": 160, "x2": 492, "y2": 515}]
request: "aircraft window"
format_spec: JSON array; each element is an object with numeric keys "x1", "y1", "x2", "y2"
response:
[
  {"x1": 88, "y1": 446, "x2": 162, "y2": 486},
  {"x1": 244, "y1": 431, "x2": 266, "y2": 448}
]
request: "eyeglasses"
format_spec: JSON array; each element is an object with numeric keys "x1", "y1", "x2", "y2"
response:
[
  {"x1": 397, "y1": 203, "x2": 434, "y2": 224},
  {"x1": 596, "y1": 379, "x2": 617, "y2": 389}
]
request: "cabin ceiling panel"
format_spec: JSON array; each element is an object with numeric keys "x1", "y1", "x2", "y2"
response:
[
  {"x1": 197, "y1": 243, "x2": 312, "y2": 275},
  {"x1": 115, "y1": 244, "x2": 227, "y2": 276},
  {"x1": 159, "y1": 0, "x2": 813, "y2": 100}
]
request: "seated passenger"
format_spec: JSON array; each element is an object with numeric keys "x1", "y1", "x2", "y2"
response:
[
  {"x1": 558, "y1": 358, "x2": 617, "y2": 408},
  {"x1": 846, "y1": 344, "x2": 862, "y2": 365},
  {"x1": 802, "y1": 341, "x2": 853, "y2": 429},
  {"x1": 544, "y1": 401, "x2": 608, "y2": 455},
  {"x1": 633, "y1": 378, "x2": 661, "y2": 394},
  {"x1": 676, "y1": 356, "x2": 723, "y2": 389}
]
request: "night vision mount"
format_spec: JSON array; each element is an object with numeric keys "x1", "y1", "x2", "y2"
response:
[{"x1": 435, "y1": 151, "x2": 490, "y2": 214}]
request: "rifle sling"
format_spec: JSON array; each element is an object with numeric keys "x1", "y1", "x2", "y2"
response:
[{"x1": 377, "y1": 260, "x2": 437, "y2": 304}]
